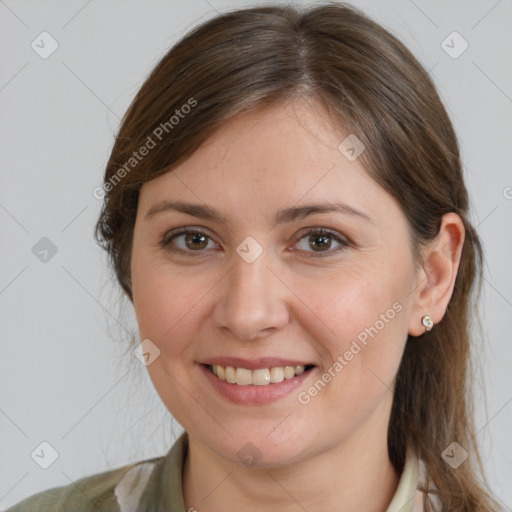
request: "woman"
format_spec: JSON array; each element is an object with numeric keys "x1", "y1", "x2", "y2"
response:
[{"x1": 6, "y1": 2, "x2": 502, "y2": 511}]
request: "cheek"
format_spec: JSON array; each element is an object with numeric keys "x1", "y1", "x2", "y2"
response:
[
  {"x1": 297, "y1": 260, "x2": 409, "y2": 399},
  {"x1": 292, "y1": 275, "x2": 407, "y2": 441},
  {"x1": 303, "y1": 260, "x2": 407, "y2": 346},
  {"x1": 131, "y1": 254, "x2": 199, "y2": 357},
  {"x1": 131, "y1": 257, "x2": 207, "y2": 430}
]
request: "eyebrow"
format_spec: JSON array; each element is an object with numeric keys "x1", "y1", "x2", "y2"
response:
[{"x1": 144, "y1": 200, "x2": 375, "y2": 226}]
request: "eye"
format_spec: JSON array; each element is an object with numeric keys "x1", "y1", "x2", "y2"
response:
[
  {"x1": 160, "y1": 227, "x2": 349, "y2": 257},
  {"x1": 293, "y1": 228, "x2": 349, "y2": 257},
  {"x1": 160, "y1": 227, "x2": 219, "y2": 255}
]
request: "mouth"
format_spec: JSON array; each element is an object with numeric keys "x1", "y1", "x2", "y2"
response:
[
  {"x1": 198, "y1": 358, "x2": 318, "y2": 404},
  {"x1": 202, "y1": 363, "x2": 316, "y2": 386}
]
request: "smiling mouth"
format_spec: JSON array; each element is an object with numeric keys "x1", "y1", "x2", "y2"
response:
[{"x1": 206, "y1": 364, "x2": 315, "y2": 386}]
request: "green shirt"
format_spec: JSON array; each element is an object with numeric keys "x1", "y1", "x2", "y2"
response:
[{"x1": 4, "y1": 432, "x2": 440, "y2": 511}]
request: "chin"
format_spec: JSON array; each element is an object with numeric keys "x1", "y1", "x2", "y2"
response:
[{"x1": 204, "y1": 428, "x2": 319, "y2": 469}]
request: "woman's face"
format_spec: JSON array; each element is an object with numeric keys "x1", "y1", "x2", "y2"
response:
[{"x1": 131, "y1": 99, "x2": 421, "y2": 467}]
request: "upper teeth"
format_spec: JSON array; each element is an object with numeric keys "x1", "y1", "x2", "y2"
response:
[{"x1": 211, "y1": 364, "x2": 306, "y2": 386}]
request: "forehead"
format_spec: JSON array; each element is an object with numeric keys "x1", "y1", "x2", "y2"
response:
[
  {"x1": 195, "y1": 99, "x2": 350, "y2": 170},
  {"x1": 137, "y1": 100, "x2": 401, "y2": 228}
]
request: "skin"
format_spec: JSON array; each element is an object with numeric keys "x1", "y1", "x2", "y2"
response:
[{"x1": 130, "y1": 97, "x2": 465, "y2": 512}]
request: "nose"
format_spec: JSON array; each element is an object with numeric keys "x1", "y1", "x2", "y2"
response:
[{"x1": 212, "y1": 248, "x2": 290, "y2": 341}]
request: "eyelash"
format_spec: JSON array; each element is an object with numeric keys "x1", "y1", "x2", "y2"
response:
[{"x1": 160, "y1": 227, "x2": 350, "y2": 258}]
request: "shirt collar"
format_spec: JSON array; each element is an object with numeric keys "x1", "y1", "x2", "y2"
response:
[
  {"x1": 138, "y1": 431, "x2": 188, "y2": 512},
  {"x1": 385, "y1": 448, "x2": 420, "y2": 512}
]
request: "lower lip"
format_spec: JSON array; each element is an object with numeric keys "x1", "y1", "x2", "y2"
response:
[{"x1": 199, "y1": 364, "x2": 315, "y2": 405}]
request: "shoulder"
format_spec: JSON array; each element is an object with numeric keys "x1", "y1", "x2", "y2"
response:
[{"x1": 4, "y1": 457, "x2": 162, "y2": 512}]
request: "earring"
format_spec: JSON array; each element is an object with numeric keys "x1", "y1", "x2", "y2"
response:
[{"x1": 421, "y1": 315, "x2": 434, "y2": 332}]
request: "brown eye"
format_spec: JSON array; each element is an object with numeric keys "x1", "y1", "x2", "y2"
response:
[
  {"x1": 161, "y1": 228, "x2": 218, "y2": 254},
  {"x1": 161, "y1": 226, "x2": 348, "y2": 258},
  {"x1": 183, "y1": 232, "x2": 209, "y2": 250},
  {"x1": 294, "y1": 228, "x2": 349, "y2": 257},
  {"x1": 309, "y1": 233, "x2": 332, "y2": 251}
]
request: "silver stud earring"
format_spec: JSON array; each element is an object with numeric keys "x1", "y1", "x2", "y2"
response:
[{"x1": 421, "y1": 315, "x2": 434, "y2": 332}]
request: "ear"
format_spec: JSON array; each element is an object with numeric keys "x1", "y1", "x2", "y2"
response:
[{"x1": 408, "y1": 212, "x2": 465, "y2": 337}]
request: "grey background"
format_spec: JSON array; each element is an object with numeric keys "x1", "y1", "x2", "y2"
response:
[{"x1": 1, "y1": 0, "x2": 511, "y2": 509}]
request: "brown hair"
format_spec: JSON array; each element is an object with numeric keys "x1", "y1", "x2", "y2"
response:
[{"x1": 94, "y1": 2, "x2": 501, "y2": 510}]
